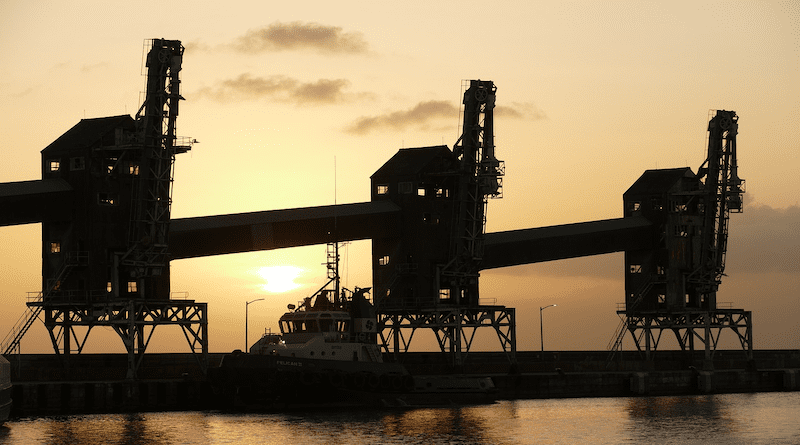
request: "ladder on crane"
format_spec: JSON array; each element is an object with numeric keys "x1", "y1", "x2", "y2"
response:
[{"x1": 1, "y1": 251, "x2": 87, "y2": 355}]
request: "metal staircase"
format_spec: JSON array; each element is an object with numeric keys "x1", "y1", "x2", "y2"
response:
[
  {"x1": 1, "y1": 251, "x2": 86, "y2": 355},
  {"x1": 606, "y1": 279, "x2": 654, "y2": 363}
]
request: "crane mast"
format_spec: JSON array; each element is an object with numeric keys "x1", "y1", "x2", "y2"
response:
[
  {"x1": 439, "y1": 80, "x2": 504, "y2": 306},
  {"x1": 692, "y1": 110, "x2": 744, "y2": 308},
  {"x1": 117, "y1": 39, "x2": 190, "y2": 298}
]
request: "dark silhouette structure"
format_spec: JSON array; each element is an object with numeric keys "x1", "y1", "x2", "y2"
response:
[
  {"x1": 369, "y1": 81, "x2": 515, "y2": 366},
  {"x1": 613, "y1": 111, "x2": 751, "y2": 362},
  {"x1": 1, "y1": 40, "x2": 207, "y2": 378},
  {"x1": 0, "y1": 40, "x2": 751, "y2": 374}
]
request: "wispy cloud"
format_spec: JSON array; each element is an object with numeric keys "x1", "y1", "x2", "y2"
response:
[
  {"x1": 728, "y1": 203, "x2": 800, "y2": 274},
  {"x1": 193, "y1": 74, "x2": 362, "y2": 105},
  {"x1": 345, "y1": 100, "x2": 539, "y2": 135},
  {"x1": 80, "y1": 62, "x2": 110, "y2": 73},
  {"x1": 497, "y1": 102, "x2": 547, "y2": 120},
  {"x1": 183, "y1": 41, "x2": 211, "y2": 53},
  {"x1": 187, "y1": 21, "x2": 370, "y2": 55},
  {"x1": 345, "y1": 100, "x2": 458, "y2": 135},
  {"x1": 290, "y1": 78, "x2": 352, "y2": 104},
  {"x1": 234, "y1": 21, "x2": 368, "y2": 54}
]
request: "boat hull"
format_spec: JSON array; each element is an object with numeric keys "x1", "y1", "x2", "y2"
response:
[{"x1": 209, "y1": 353, "x2": 496, "y2": 409}]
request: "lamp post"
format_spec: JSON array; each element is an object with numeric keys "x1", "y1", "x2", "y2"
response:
[
  {"x1": 540, "y1": 304, "x2": 557, "y2": 352},
  {"x1": 246, "y1": 298, "x2": 265, "y2": 352}
]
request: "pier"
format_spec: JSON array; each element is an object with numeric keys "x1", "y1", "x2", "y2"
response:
[{"x1": 5, "y1": 350, "x2": 798, "y2": 417}]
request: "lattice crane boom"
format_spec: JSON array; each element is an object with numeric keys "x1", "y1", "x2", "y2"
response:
[{"x1": 693, "y1": 110, "x2": 744, "y2": 305}]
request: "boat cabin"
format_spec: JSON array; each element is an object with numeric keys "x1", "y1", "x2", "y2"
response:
[{"x1": 279, "y1": 310, "x2": 351, "y2": 343}]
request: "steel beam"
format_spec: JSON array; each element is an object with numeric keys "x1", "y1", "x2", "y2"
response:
[
  {"x1": 0, "y1": 179, "x2": 72, "y2": 227},
  {"x1": 169, "y1": 201, "x2": 401, "y2": 259},
  {"x1": 481, "y1": 216, "x2": 655, "y2": 270}
]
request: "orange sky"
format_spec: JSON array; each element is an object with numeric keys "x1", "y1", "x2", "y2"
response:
[{"x1": 1, "y1": 1, "x2": 798, "y2": 354}]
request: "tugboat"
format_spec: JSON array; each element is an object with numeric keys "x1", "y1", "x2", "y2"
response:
[
  {"x1": 211, "y1": 244, "x2": 414, "y2": 409},
  {"x1": 210, "y1": 243, "x2": 497, "y2": 409}
]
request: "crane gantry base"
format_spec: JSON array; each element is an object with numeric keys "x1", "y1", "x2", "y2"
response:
[
  {"x1": 30, "y1": 299, "x2": 208, "y2": 379},
  {"x1": 619, "y1": 309, "x2": 753, "y2": 363},
  {"x1": 378, "y1": 305, "x2": 516, "y2": 368}
]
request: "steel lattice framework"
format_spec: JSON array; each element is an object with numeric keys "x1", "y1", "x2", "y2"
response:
[
  {"x1": 622, "y1": 309, "x2": 752, "y2": 360},
  {"x1": 378, "y1": 305, "x2": 515, "y2": 366},
  {"x1": 31, "y1": 299, "x2": 208, "y2": 378}
]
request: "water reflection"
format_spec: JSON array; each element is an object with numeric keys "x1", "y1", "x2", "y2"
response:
[
  {"x1": 4, "y1": 412, "x2": 213, "y2": 445},
  {"x1": 1, "y1": 393, "x2": 798, "y2": 445},
  {"x1": 625, "y1": 395, "x2": 739, "y2": 442},
  {"x1": 380, "y1": 407, "x2": 490, "y2": 443}
]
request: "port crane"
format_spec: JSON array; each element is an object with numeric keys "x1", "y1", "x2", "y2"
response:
[{"x1": 0, "y1": 38, "x2": 752, "y2": 372}]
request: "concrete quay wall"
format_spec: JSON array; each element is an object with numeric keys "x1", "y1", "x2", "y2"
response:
[
  {"x1": 3, "y1": 350, "x2": 798, "y2": 417},
  {"x1": 5, "y1": 353, "x2": 223, "y2": 417},
  {"x1": 492, "y1": 368, "x2": 799, "y2": 399},
  {"x1": 10, "y1": 379, "x2": 212, "y2": 417}
]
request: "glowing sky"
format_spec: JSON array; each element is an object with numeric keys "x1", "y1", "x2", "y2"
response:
[{"x1": 1, "y1": 1, "x2": 797, "y2": 354}]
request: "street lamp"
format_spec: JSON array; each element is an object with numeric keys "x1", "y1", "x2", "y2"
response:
[
  {"x1": 540, "y1": 304, "x2": 557, "y2": 352},
  {"x1": 246, "y1": 298, "x2": 265, "y2": 352}
]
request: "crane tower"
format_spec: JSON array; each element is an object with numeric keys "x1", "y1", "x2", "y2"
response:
[
  {"x1": 613, "y1": 110, "x2": 751, "y2": 362},
  {"x1": 1, "y1": 39, "x2": 208, "y2": 378}
]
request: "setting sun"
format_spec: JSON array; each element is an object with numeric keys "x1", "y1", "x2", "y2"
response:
[{"x1": 255, "y1": 266, "x2": 305, "y2": 293}]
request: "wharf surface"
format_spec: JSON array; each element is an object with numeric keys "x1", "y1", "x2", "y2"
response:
[{"x1": 3, "y1": 349, "x2": 798, "y2": 417}]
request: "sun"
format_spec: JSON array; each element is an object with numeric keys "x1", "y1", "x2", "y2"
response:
[{"x1": 256, "y1": 266, "x2": 304, "y2": 293}]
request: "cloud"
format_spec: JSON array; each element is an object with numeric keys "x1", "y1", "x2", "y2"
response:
[
  {"x1": 344, "y1": 100, "x2": 458, "y2": 135},
  {"x1": 497, "y1": 102, "x2": 547, "y2": 120},
  {"x1": 290, "y1": 78, "x2": 351, "y2": 104},
  {"x1": 80, "y1": 62, "x2": 109, "y2": 73},
  {"x1": 345, "y1": 100, "x2": 542, "y2": 135},
  {"x1": 183, "y1": 40, "x2": 210, "y2": 53},
  {"x1": 231, "y1": 21, "x2": 369, "y2": 54},
  {"x1": 727, "y1": 203, "x2": 800, "y2": 274},
  {"x1": 193, "y1": 74, "x2": 357, "y2": 105}
]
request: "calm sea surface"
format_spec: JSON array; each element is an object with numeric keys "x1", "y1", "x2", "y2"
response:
[{"x1": 1, "y1": 392, "x2": 798, "y2": 444}]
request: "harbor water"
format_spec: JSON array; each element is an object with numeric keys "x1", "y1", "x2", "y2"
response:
[{"x1": 1, "y1": 392, "x2": 798, "y2": 444}]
